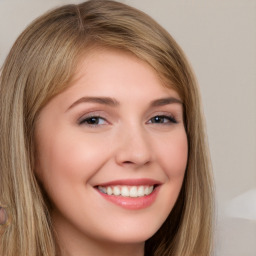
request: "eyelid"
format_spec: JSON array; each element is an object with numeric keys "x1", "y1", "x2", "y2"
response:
[
  {"x1": 147, "y1": 109, "x2": 180, "y2": 120},
  {"x1": 77, "y1": 111, "x2": 110, "y2": 125},
  {"x1": 147, "y1": 114, "x2": 177, "y2": 124},
  {"x1": 78, "y1": 115, "x2": 108, "y2": 125}
]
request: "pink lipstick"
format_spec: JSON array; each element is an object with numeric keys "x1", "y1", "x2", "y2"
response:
[{"x1": 95, "y1": 179, "x2": 161, "y2": 210}]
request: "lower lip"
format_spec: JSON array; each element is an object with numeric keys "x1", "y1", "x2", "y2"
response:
[{"x1": 96, "y1": 186, "x2": 160, "y2": 210}]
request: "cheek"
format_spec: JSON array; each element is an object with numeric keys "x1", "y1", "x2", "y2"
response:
[
  {"x1": 34, "y1": 133, "x2": 110, "y2": 219},
  {"x1": 149, "y1": 130, "x2": 187, "y2": 228},
  {"x1": 35, "y1": 129, "x2": 112, "y2": 191},
  {"x1": 156, "y1": 130, "x2": 188, "y2": 179}
]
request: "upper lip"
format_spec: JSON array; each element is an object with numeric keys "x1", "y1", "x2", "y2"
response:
[{"x1": 95, "y1": 178, "x2": 162, "y2": 187}]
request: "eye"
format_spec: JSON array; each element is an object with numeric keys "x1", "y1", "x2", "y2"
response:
[
  {"x1": 79, "y1": 116, "x2": 108, "y2": 126},
  {"x1": 147, "y1": 115, "x2": 177, "y2": 125}
]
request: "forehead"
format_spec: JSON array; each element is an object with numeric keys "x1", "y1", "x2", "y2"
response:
[
  {"x1": 69, "y1": 47, "x2": 180, "y2": 98},
  {"x1": 67, "y1": 48, "x2": 179, "y2": 101}
]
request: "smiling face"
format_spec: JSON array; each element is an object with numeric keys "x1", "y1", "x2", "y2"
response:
[{"x1": 35, "y1": 48, "x2": 188, "y2": 254}]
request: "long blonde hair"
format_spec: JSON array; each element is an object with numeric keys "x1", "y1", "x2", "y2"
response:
[{"x1": 0, "y1": 1, "x2": 214, "y2": 255}]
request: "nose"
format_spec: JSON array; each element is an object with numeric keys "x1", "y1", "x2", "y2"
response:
[{"x1": 114, "y1": 124, "x2": 153, "y2": 168}]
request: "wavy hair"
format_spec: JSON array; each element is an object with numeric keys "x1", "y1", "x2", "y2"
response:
[{"x1": 0, "y1": 1, "x2": 214, "y2": 255}]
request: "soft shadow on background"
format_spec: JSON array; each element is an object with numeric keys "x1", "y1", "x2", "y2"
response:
[{"x1": 0, "y1": 0, "x2": 255, "y2": 255}]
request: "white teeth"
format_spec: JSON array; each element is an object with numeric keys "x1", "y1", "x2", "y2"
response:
[
  {"x1": 144, "y1": 186, "x2": 149, "y2": 195},
  {"x1": 148, "y1": 186, "x2": 154, "y2": 194},
  {"x1": 107, "y1": 187, "x2": 112, "y2": 195},
  {"x1": 98, "y1": 185, "x2": 155, "y2": 197},
  {"x1": 137, "y1": 186, "x2": 144, "y2": 197},
  {"x1": 121, "y1": 186, "x2": 129, "y2": 197},
  {"x1": 113, "y1": 186, "x2": 121, "y2": 196},
  {"x1": 130, "y1": 186, "x2": 138, "y2": 197}
]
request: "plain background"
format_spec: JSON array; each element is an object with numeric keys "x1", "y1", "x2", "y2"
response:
[{"x1": 0, "y1": 0, "x2": 255, "y2": 255}]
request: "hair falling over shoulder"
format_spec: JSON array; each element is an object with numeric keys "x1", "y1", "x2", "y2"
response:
[{"x1": 0, "y1": 1, "x2": 214, "y2": 255}]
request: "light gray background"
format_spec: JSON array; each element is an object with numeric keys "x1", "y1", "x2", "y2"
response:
[{"x1": 0, "y1": 0, "x2": 255, "y2": 255}]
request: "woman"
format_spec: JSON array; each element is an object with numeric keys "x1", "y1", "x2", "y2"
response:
[{"x1": 0, "y1": 0, "x2": 214, "y2": 255}]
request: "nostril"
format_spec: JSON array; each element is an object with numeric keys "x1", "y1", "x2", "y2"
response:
[
  {"x1": 123, "y1": 161, "x2": 133, "y2": 164},
  {"x1": 122, "y1": 160, "x2": 151, "y2": 166}
]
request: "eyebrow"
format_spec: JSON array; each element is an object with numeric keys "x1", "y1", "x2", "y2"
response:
[
  {"x1": 67, "y1": 96, "x2": 182, "y2": 111},
  {"x1": 150, "y1": 97, "x2": 183, "y2": 107},
  {"x1": 67, "y1": 96, "x2": 119, "y2": 111}
]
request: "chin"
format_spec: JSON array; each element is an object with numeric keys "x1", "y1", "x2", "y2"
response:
[{"x1": 95, "y1": 219, "x2": 162, "y2": 245}]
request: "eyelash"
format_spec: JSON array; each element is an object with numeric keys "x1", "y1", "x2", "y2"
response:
[
  {"x1": 78, "y1": 115, "x2": 108, "y2": 127},
  {"x1": 147, "y1": 115, "x2": 177, "y2": 125},
  {"x1": 78, "y1": 114, "x2": 177, "y2": 127}
]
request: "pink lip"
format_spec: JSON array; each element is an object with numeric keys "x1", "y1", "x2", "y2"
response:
[
  {"x1": 96, "y1": 178, "x2": 161, "y2": 187},
  {"x1": 94, "y1": 179, "x2": 161, "y2": 210}
]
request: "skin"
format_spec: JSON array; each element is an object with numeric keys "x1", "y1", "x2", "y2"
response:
[{"x1": 35, "y1": 48, "x2": 188, "y2": 256}]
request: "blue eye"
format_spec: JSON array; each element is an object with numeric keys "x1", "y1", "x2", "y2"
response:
[
  {"x1": 148, "y1": 115, "x2": 177, "y2": 124},
  {"x1": 79, "y1": 116, "x2": 107, "y2": 126}
]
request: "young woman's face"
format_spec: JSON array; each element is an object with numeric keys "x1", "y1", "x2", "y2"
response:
[{"x1": 35, "y1": 49, "x2": 188, "y2": 250}]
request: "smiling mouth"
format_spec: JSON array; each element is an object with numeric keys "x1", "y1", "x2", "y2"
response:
[
  {"x1": 97, "y1": 185, "x2": 155, "y2": 198},
  {"x1": 95, "y1": 180, "x2": 161, "y2": 209}
]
